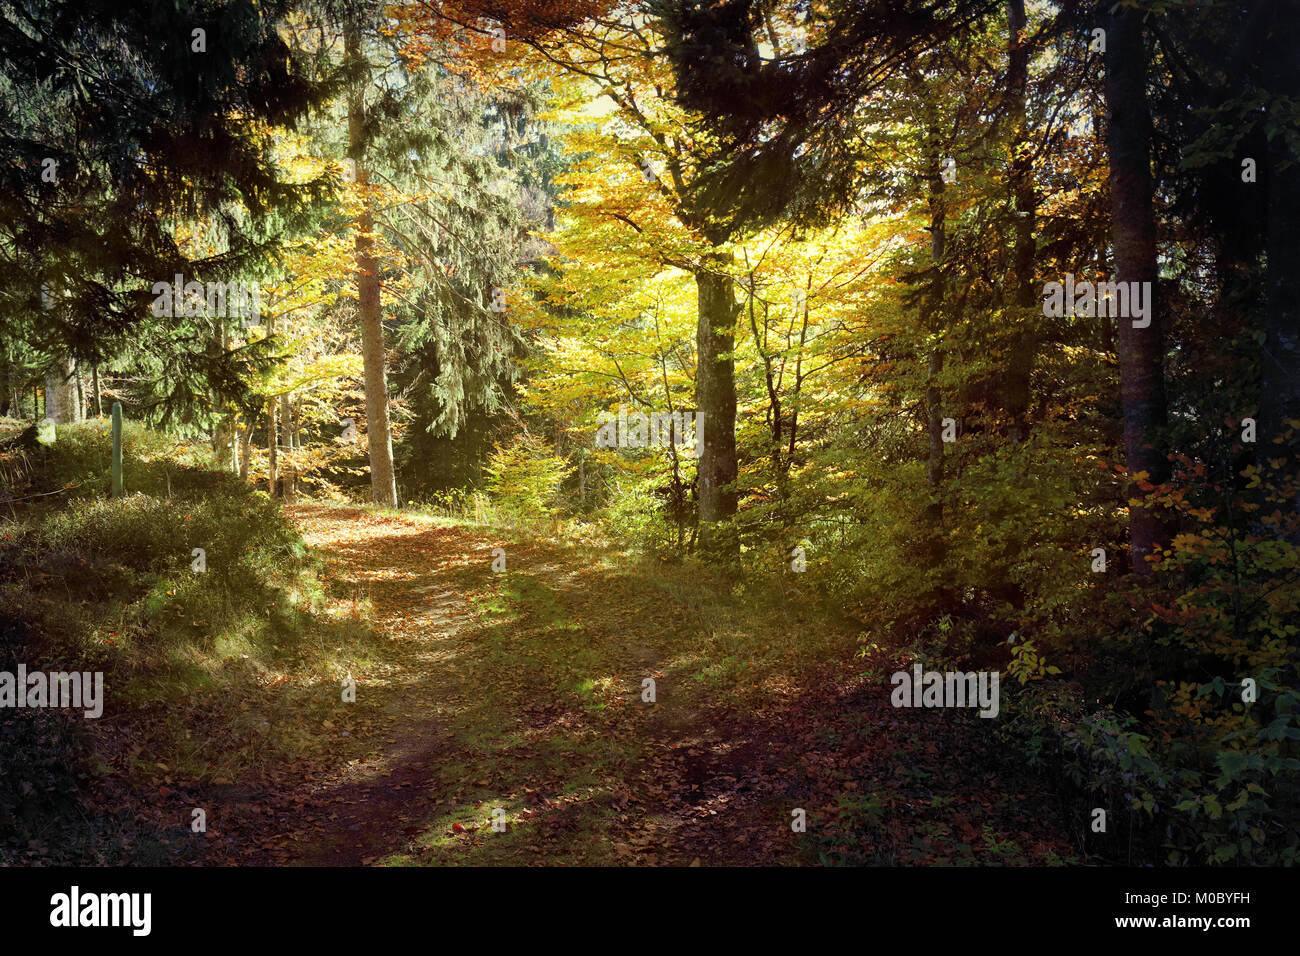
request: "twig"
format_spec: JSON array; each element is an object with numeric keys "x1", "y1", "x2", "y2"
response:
[{"x1": 2, "y1": 479, "x2": 92, "y2": 503}]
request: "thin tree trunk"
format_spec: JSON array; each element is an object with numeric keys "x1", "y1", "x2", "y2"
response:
[
  {"x1": 92, "y1": 364, "x2": 102, "y2": 418},
  {"x1": 267, "y1": 393, "x2": 278, "y2": 496},
  {"x1": 694, "y1": 255, "x2": 739, "y2": 539},
  {"x1": 746, "y1": 274, "x2": 784, "y2": 496},
  {"x1": 266, "y1": 310, "x2": 279, "y2": 495},
  {"x1": 211, "y1": 320, "x2": 226, "y2": 462},
  {"x1": 1104, "y1": 6, "x2": 1172, "y2": 573},
  {"x1": 239, "y1": 422, "x2": 253, "y2": 480},
  {"x1": 279, "y1": 391, "x2": 296, "y2": 501},
  {"x1": 786, "y1": 288, "x2": 810, "y2": 474},
  {"x1": 347, "y1": 21, "x2": 399, "y2": 508},
  {"x1": 926, "y1": 354, "x2": 944, "y2": 490},
  {"x1": 293, "y1": 401, "x2": 303, "y2": 493},
  {"x1": 1004, "y1": 0, "x2": 1037, "y2": 444},
  {"x1": 924, "y1": 147, "x2": 947, "y2": 563}
]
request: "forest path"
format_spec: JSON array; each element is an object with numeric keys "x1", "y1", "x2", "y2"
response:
[{"x1": 219, "y1": 503, "x2": 1072, "y2": 866}]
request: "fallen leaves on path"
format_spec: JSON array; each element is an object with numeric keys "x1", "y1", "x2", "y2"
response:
[{"x1": 181, "y1": 504, "x2": 1073, "y2": 867}]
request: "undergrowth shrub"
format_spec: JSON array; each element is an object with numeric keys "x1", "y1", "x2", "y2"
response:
[
  {"x1": 724, "y1": 404, "x2": 1297, "y2": 865},
  {"x1": 997, "y1": 451, "x2": 1300, "y2": 865},
  {"x1": 484, "y1": 432, "x2": 571, "y2": 525}
]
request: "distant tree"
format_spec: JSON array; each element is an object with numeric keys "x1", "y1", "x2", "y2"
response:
[{"x1": 0, "y1": 0, "x2": 334, "y2": 425}]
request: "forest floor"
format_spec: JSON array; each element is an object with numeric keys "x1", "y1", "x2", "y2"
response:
[{"x1": 185, "y1": 503, "x2": 1076, "y2": 866}]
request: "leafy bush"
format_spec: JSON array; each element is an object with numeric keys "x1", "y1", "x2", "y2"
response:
[
  {"x1": 483, "y1": 432, "x2": 571, "y2": 524},
  {"x1": 997, "y1": 453, "x2": 1300, "y2": 865}
]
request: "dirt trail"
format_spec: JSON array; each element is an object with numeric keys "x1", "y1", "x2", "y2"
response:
[
  {"x1": 210, "y1": 504, "x2": 803, "y2": 866},
  {"x1": 203, "y1": 504, "x2": 1072, "y2": 867}
]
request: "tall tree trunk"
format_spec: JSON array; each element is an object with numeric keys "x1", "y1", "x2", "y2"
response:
[
  {"x1": 1004, "y1": 0, "x2": 1037, "y2": 444},
  {"x1": 1104, "y1": 6, "x2": 1172, "y2": 573},
  {"x1": 211, "y1": 321, "x2": 228, "y2": 465},
  {"x1": 92, "y1": 363, "x2": 102, "y2": 418},
  {"x1": 924, "y1": 148, "x2": 947, "y2": 564},
  {"x1": 347, "y1": 22, "x2": 399, "y2": 508},
  {"x1": 239, "y1": 422, "x2": 253, "y2": 481},
  {"x1": 279, "y1": 392, "x2": 296, "y2": 501},
  {"x1": 293, "y1": 403, "x2": 304, "y2": 490},
  {"x1": 267, "y1": 393, "x2": 278, "y2": 496},
  {"x1": 73, "y1": 360, "x2": 84, "y2": 422},
  {"x1": 746, "y1": 274, "x2": 784, "y2": 498},
  {"x1": 266, "y1": 312, "x2": 279, "y2": 495},
  {"x1": 213, "y1": 416, "x2": 235, "y2": 473},
  {"x1": 926, "y1": 353, "x2": 944, "y2": 493},
  {"x1": 694, "y1": 255, "x2": 739, "y2": 541},
  {"x1": 43, "y1": 354, "x2": 78, "y2": 423}
]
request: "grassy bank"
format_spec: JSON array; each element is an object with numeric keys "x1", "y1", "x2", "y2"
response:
[{"x1": 0, "y1": 418, "x2": 379, "y2": 863}]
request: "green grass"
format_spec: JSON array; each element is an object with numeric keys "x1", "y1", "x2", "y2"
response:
[{"x1": 0, "y1": 420, "x2": 382, "y2": 864}]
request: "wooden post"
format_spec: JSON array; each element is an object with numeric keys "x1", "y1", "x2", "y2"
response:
[{"x1": 111, "y1": 402, "x2": 123, "y2": 497}]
